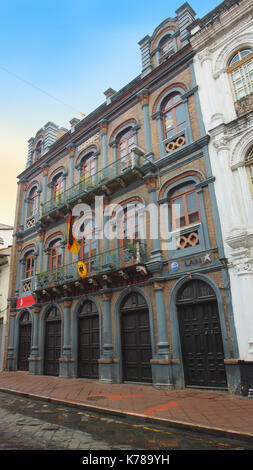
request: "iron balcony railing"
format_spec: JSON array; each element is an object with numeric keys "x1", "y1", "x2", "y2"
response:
[
  {"x1": 35, "y1": 241, "x2": 146, "y2": 290},
  {"x1": 40, "y1": 149, "x2": 148, "y2": 217}
]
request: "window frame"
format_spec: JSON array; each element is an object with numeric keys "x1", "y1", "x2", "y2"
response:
[
  {"x1": 170, "y1": 185, "x2": 201, "y2": 231},
  {"x1": 49, "y1": 239, "x2": 63, "y2": 272},
  {"x1": 227, "y1": 48, "x2": 253, "y2": 101},
  {"x1": 162, "y1": 92, "x2": 186, "y2": 140}
]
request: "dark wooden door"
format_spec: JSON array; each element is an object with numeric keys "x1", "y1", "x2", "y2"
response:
[
  {"x1": 78, "y1": 314, "x2": 99, "y2": 378},
  {"x1": 44, "y1": 308, "x2": 61, "y2": 376},
  {"x1": 121, "y1": 306, "x2": 152, "y2": 383},
  {"x1": 18, "y1": 321, "x2": 31, "y2": 371},
  {"x1": 177, "y1": 280, "x2": 227, "y2": 389}
]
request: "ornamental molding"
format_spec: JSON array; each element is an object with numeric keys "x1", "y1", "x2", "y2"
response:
[
  {"x1": 226, "y1": 227, "x2": 253, "y2": 274},
  {"x1": 213, "y1": 31, "x2": 253, "y2": 78}
]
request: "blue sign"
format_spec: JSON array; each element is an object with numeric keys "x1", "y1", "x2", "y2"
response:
[{"x1": 171, "y1": 262, "x2": 179, "y2": 271}]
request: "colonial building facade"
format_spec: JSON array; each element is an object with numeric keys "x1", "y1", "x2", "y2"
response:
[
  {"x1": 189, "y1": 0, "x2": 253, "y2": 395},
  {"x1": 6, "y1": 2, "x2": 242, "y2": 393}
]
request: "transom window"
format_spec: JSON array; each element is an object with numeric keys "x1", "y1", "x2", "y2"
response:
[
  {"x1": 170, "y1": 183, "x2": 201, "y2": 230},
  {"x1": 162, "y1": 93, "x2": 186, "y2": 139},
  {"x1": 228, "y1": 48, "x2": 253, "y2": 101}
]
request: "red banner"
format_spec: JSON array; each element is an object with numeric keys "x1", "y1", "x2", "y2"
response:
[{"x1": 17, "y1": 295, "x2": 35, "y2": 309}]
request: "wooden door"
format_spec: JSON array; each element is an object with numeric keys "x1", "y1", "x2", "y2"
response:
[
  {"x1": 44, "y1": 308, "x2": 61, "y2": 376},
  {"x1": 78, "y1": 302, "x2": 99, "y2": 379},
  {"x1": 18, "y1": 313, "x2": 32, "y2": 371},
  {"x1": 177, "y1": 280, "x2": 227, "y2": 389},
  {"x1": 120, "y1": 293, "x2": 152, "y2": 383}
]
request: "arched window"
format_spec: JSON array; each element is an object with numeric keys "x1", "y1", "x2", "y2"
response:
[
  {"x1": 35, "y1": 140, "x2": 42, "y2": 161},
  {"x1": 52, "y1": 174, "x2": 64, "y2": 201},
  {"x1": 22, "y1": 250, "x2": 35, "y2": 293},
  {"x1": 80, "y1": 217, "x2": 98, "y2": 272},
  {"x1": 117, "y1": 128, "x2": 135, "y2": 171},
  {"x1": 24, "y1": 251, "x2": 34, "y2": 280},
  {"x1": 49, "y1": 239, "x2": 62, "y2": 272},
  {"x1": 28, "y1": 187, "x2": 38, "y2": 217},
  {"x1": 81, "y1": 153, "x2": 96, "y2": 186},
  {"x1": 162, "y1": 92, "x2": 186, "y2": 139},
  {"x1": 117, "y1": 201, "x2": 145, "y2": 265},
  {"x1": 159, "y1": 35, "x2": 174, "y2": 59},
  {"x1": 170, "y1": 182, "x2": 201, "y2": 231},
  {"x1": 245, "y1": 147, "x2": 253, "y2": 193},
  {"x1": 228, "y1": 48, "x2": 253, "y2": 100}
]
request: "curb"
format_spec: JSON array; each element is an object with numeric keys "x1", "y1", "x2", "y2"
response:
[{"x1": 1, "y1": 387, "x2": 253, "y2": 444}]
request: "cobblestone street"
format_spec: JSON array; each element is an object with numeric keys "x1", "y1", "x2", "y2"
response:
[{"x1": 0, "y1": 391, "x2": 252, "y2": 453}]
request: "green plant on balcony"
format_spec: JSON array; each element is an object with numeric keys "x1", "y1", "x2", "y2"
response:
[{"x1": 37, "y1": 271, "x2": 49, "y2": 287}]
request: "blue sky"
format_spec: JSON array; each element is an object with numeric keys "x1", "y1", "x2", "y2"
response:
[{"x1": 0, "y1": 0, "x2": 220, "y2": 226}]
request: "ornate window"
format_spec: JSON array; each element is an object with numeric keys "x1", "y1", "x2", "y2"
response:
[
  {"x1": 22, "y1": 250, "x2": 35, "y2": 293},
  {"x1": 245, "y1": 147, "x2": 253, "y2": 193},
  {"x1": 80, "y1": 217, "x2": 98, "y2": 273},
  {"x1": 162, "y1": 92, "x2": 186, "y2": 140},
  {"x1": 228, "y1": 48, "x2": 253, "y2": 100},
  {"x1": 52, "y1": 174, "x2": 64, "y2": 201},
  {"x1": 81, "y1": 153, "x2": 96, "y2": 187},
  {"x1": 170, "y1": 182, "x2": 201, "y2": 231},
  {"x1": 35, "y1": 140, "x2": 42, "y2": 161},
  {"x1": 49, "y1": 239, "x2": 62, "y2": 272},
  {"x1": 159, "y1": 35, "x2": 174, "y2": 59},
  {"x1": 28, "y1": 187, "x2": 38, "y2": 217},
  {"x1": 117, "y1": 128, "x2": 135, "y2": 171},
  {"x1": 117, "y1": 201, "x2": 145, "y2": 265}
]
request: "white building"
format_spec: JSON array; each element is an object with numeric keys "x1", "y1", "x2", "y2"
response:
[
  {"x1": 0, "y1": 224, "x2": 13, "y2": 370},
  {"x1": 189, "y1": 0, "x2": 253, "y2": 394}
]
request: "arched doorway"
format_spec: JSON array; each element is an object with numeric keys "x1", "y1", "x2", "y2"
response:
[
  {"x1": 44, "y1": 307, "x2": 61, "y2": 376},
  {"x1": 176, "y1": 279, "x2": 227, "y2": 389},
  {"x1": 18, "y1": 311, "x2": 32, "y2": 371},
  {"x1": 78, "y1": 301, "x2": 99, "y2": 379},
  {"x1": 120, "y1": 292, "x2": 152, "y2": 383}
]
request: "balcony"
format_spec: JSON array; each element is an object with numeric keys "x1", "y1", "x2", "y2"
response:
[
  {"x1": 34, "y1": 242, "x2": 149, "y2": 298},
  {"x1": 40, "y1": 148, "x2": 150, "y2": 227}
]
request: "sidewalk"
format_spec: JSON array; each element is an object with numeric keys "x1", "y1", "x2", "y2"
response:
[{"x1": 0, "y1": 371, "x2": 253, "y2": 443}]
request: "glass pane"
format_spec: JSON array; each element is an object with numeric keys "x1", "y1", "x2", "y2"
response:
[
  {"x1": 189, "y1": 211, "x2": 200, "y2": 224},
  {"x1": 164, "y1": 111, "x2": 174, "y2": 132},
  {"x1": 173, "y1": 196, "x2": 184, "y2": 216},
  {"x1": 186, "y1": 191, "x2": 198, "y2": 212}
]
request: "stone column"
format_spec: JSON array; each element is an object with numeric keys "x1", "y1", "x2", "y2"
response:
[
  {"x1": 19, "y1": 181, "x2": 28, "y2": 232},
  {"x1": 151, "y1": 282, "x2": 173, "y2": 388},
  {"x1": 137, "y1": 89, "x2": 154, "y2": 161},
  {"x1": 67, "y1": 143, "x2": 76, "y2": 187},
  {"x1": 15, "y1": 244, "x2": 22, "y2": 296},
  {"x1": 38, "y1": 231, "x2": 45, "y2": 272},
  {"x1": 59, "y1": 298, "x2": 74, "y2": 378},
  {"x1": 7, "y1": 312, "x2": 16, "y2": 371},
  {"x1": 144, "y1": 175, "x2": 163, "y2": 270},
  {"x1": 29, "y1": 304, "x2": 41, "y2": 375},
  {"x1": 99, "y1": 292, "x2": 113, "y2": 383},
  {"x1": 41, "y1": 166, "x2": 49, "y2": 214},
  {"x1": 152, "y1": 111, "x2": 164, "y2": 157},
  {"x1": 99, "y1": 119, "x2": 109, "y2": 168}
]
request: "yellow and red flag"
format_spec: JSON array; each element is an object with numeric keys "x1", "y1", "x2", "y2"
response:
[{"x1": 67, "y1": 210, "x2": 80, "y2": 254}]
